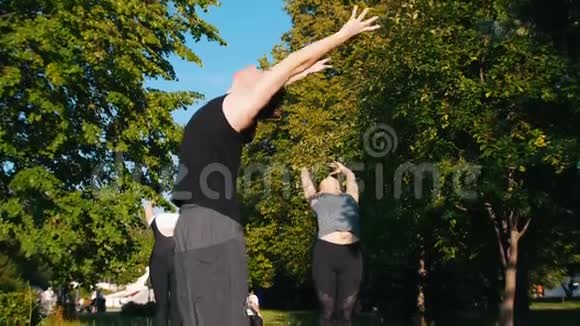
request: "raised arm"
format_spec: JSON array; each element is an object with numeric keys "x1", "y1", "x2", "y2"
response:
[
  {"x1": 331, "y1": 162, "x2": 359, "y2": 203},
  {"x1": 300, "y1": 168, "x2": 317, "y2": 200},
  {"x1": 285, "y1": 58, "x2": 332, "y2": 86},
  {"x1": 249, "y1": 296, "x2": 261, "y2": 317},
  {"x1": 223, "y1": 6, "x2": 380, "y2": 131},
  {"x1": 144, "y1": 201, "x2": 155, "y2": 226}
]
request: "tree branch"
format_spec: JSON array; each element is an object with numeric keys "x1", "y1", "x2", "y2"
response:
[
  {"x1": 501, "y1": 218, "x2": 509, "y2": 235},
  {"x1": 455, "y1": 204, "x2": 468, "y2": 212},
  {"x1": 0, "y1": 12, "x2": 15, "y2": 19},
  {"x1": 517, "y1": 218, "x2": 531, "y2": 240},
  {"x1": 485, "y1": 202, "x2": 508, "y2": 268}
]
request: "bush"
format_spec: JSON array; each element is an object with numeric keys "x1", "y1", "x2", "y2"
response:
[
  {"x1": 120, "y1": 301, "x2": 156, "y2": 317},
  {"x1": 0, "y1": 289, "x2": 42, "y2": 325},
  {"x1": 0, "y1": 254, "x2": 25, "y2": 292}
]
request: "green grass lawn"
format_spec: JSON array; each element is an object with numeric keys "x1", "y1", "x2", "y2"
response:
[
  {"x1": 260, "y1": 310, "x2": 382, "y2": 325},
  {"x1": 42, "y1": 301, "x2": 580, "y2": 326},
  {"x1": 49, "y1": 311, "x2": 383, "y2": 326},
  {"x1": 531, "y1": 300, "x2": 580, "y2": 310}
]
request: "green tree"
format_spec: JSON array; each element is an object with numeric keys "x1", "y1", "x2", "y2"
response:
[
  {"x1": 240, "y1": 2, "x2": 382, "y2": 296},
  {"x1": 0, "y1": 0, "x2": 224, "y2": 288},
  {"x1": 358, "y1": 1, "x2": 580, "y2": 326},
  {"x1": 240, "y1": 3, "x2": 579, "y2": 326}
]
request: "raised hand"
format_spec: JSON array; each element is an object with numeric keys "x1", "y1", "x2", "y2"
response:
[
  {"x1": 285, "y1": 58, "x2": 333, "y2": 85},
  {"x1": 144, "y1": 200, "x2": 155, "y2": 225},
  {"x1": 304, "y1": 58, "x2": 333, "y2": 75},
  {"x1": 339, "y1": 6, "x2": 381, "y2": 38},
  {"x1": 328, "y1": 161, "x2": 351, "y2": 176},
  {"x1": 328, "y1": 162, "x2": 342, "y2": 176}
]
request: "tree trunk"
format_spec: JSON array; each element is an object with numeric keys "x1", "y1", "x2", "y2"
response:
[
  {"x1": 514, "y1": 244, "x2": 531, "y2": 326},
  {"x1": 499, "y1": 231, "x2": 519, "y2": 326},
  {"x1": 485, "y1": 201, "x2": 531, "y2": 326},
  {"x1": 416, "y1": 238, "x2": 428, "y2": 326}
]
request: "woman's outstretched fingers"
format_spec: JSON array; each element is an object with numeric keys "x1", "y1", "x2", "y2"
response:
[
  {"x1": 364, "y1": 16, "x2": 381, "y2": 31},
  {"x1": 340, "y1": 6, "x2": 381, "y2": 37},
  {"x1": 351, "y1": 5, "x2": 359, "y2": 19},
  {"x1": 328, "y1": 163, "x2": 340, "y2": 175},
  {"x1": 364, "y1": 16, "x2": 379, "y2": 25},
  {"x1": 364, "y1": 24, "x2": 381, "y2": 32},
  {"x1": 310, "y1": 58, "x2": 333, "y2": 73},
  {"x1": 357, "y1": 8, "x2": 370, "y2": 21}
]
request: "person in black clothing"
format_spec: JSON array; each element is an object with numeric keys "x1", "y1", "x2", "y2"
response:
[
  {"x1": 170, "y1": 6, "x2": 380, "y2": 326},
  {"x1": 144, "y1": 201, "x2": 181, "y2": 326}
]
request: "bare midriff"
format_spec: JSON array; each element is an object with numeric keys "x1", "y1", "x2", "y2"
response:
[{"x1": 320, "y1": 231, "x2": 359, "y2": 245}]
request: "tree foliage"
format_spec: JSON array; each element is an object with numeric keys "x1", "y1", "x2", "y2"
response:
[
  {"x1": 241, "y1": 1, "x2": 372, "y2": 290},
  {"x1": 243, "y1": 1, "x2": 580, "y2": 321},
  {"x1": 355, "y1": 0, "x2": 580, "y2": 323},
  {"x1": 0, "y1": 0, "x2": 224, "y2": 286}
]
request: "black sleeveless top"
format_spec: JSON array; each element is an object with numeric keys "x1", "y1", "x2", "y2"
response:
[
  {"x1": 151, "y1": 219, "x2": 175, "y2": 256},
  {"x1": 171, "y1": 95, "x2": 255, "y2": 223}
]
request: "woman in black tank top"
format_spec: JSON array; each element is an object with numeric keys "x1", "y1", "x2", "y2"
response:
[
  {"x1": 144, "y1": 202, "x2": 181, "y2": 326},
  {"x1": 300, "y1": 162, "x2": 363, "y2": 326}
]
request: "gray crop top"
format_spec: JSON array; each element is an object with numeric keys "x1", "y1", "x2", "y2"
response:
[{"x1": 310, "y1": 193, "x2": 360, "y2": 238}]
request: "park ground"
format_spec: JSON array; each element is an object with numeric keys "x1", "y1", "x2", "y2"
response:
[{"x1": 42, "y1": 300, "x2": 580, "y2": 326}]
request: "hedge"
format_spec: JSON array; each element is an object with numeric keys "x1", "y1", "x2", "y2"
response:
[{"x1": 0, "y1": 289, "x2": 41, "y2": 325}]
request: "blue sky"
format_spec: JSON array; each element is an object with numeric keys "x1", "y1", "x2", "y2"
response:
[{"x1": 146, "y1": 0, "x2": 292, "y2": 125}]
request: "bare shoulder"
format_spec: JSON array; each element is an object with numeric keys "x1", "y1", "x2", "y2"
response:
[{"x1": 222, "y1": 92, "x2": 254, "y2": 132}]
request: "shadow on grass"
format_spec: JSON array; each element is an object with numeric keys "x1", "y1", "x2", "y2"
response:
[
  {"x1": 529, "y1": 309, "x2": 580, "y2": 326},
  {"x1": 76, "y1": 312, "x2": 153, "y2": 326},
  {"x1": 64, "y1": 306, "x2": 580, "y2": 326},
  {"x1": 265, "y1": 309, "x2": 580, "y2": 326}
]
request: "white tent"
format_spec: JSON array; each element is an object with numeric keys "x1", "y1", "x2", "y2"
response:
[{"x1": 103, "y1": 267, "x2": 154, "y2": 310}]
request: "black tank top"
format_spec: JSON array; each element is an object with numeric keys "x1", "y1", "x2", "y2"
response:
[
  {"x1": 151, "y1": 219, "x2": 175, "y2": 256},
  {"x1": 171, "y1": 95, "x2": 255, "y2": 223}
]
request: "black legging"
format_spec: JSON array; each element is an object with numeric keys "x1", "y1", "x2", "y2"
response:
[
  {"x1": 150, "y1": 253, "x2": 181, "y2": 326},
  {"x1": 312, "y1": 239, "x2": 363, "y2": 326}
]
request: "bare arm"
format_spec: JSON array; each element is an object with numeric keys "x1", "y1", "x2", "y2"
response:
[
  {"x1": 343, "y1": 168, "x2": 359, "y2": 203},
  {"x1": 300, "y1": 168, "x2": 317, "y2": 200},
  {"x1": 249, "y1": 301, "x2": 261, "y2": 316},
  {"x1": 144, "y1": 201, "x2": 154, "y2": 226},
  {"x1": 223, "y1": 6, "x2": 380, "y2": 131},
  {"x1": 330, "y1": 162, "x2": 359, "y2": 203},
  {"x1": 285, "y1": 58, "x2": 332, "y2": 86}
]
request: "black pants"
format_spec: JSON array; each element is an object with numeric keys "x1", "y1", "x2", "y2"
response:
[
  {"x1": 173, "y1": 205, "x2": 248, "y2": 326},
  {"x1": 174, "y1": 237, "x2": 248, "y2": 326},
  {"x1": 312, "y1": 239, "x2": 363, "y2": 326},
  {"x1": 249, "y1": 315, "x2": 263, "y2": 326},
  {"x1": 150, "y1": 253, "x2": 181, "y2": 326}
]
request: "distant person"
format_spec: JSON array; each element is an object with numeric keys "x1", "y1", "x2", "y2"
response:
[
  {"x1": 246, "y1": 289, "x2": 263, "y2": 326},
  {"x1": 144, "y1": 201, "x2": 181, "y2": 326},
  {"x1": 77, "y1": 297, "x2": 84, "y2": 311},
  {"x1": 170, "y1": 5, "x2": 379, "y2": 326},
  {"x1": 301, "y1": 162, "x2": 363, "y2": 326},
  {"x1": 40, "y1": 287, "x2": 57, "y2": 315},
  {"x1": 91, "y1": 290, "x2": 106, "y2": 313}
]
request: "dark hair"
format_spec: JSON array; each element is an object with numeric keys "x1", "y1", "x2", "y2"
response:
[{"x1": 256, "y1": 88, "x2": 287, "y2": 120}]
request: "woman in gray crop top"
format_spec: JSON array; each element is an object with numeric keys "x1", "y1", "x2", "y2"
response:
[{"x1": 301, "y1": 161, "x2": 363, "y2": 326}]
